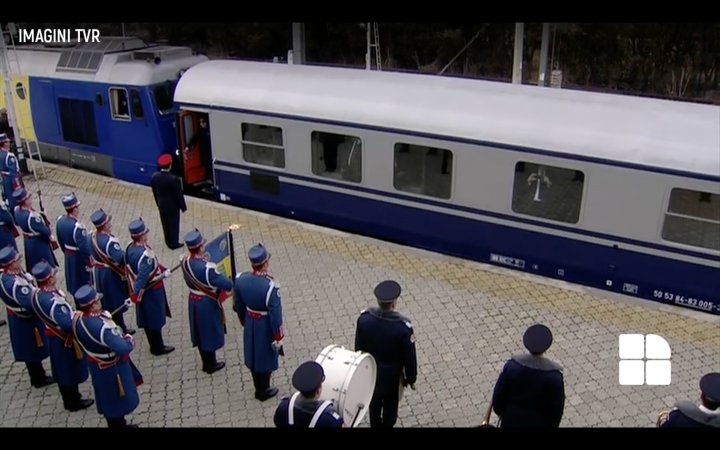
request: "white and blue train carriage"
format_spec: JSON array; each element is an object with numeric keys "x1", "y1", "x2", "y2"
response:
[
  {"x1": 174, "y1": 60, "x2": 720, "y2": 315},
  {"x1": 1, "y1": 37, "x2": 207, "y2": 185}
]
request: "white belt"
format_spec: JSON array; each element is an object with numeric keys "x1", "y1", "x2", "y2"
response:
[
  {"x1": 64, "y1": 244, "x2": 79, "y2": 251},
  {"x1": 246, "y1": 307, "x2": 268, "y2": 316}
]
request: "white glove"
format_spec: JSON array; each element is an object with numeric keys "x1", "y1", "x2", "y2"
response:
[
  {"x1": 23, "y1": 273, "x2": 34, "y2": 282},
  {"x1": 163, "y1": 269, "x2": 172, "y2": 279},
  {"x1": 271, "y1": 340, "x2": 283, "y2": 352},
  {"x1": 124, "y1": 297, "x2": 132, "y2": 308}
]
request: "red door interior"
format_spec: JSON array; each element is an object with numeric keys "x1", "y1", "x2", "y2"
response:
[{"x1": 178, "y1": 111, "x2": 207, "y2": 185}]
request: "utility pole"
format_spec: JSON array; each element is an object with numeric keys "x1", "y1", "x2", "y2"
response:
[
  {"x1": 292, "y1": 23, "x2": 306, "y2": 65},
  {"x1": 512, "y1": 23, "x2": 524, "y2": 84},
  {"x1": 538, "y1": 23, "x2": 550, "y2": 86}
]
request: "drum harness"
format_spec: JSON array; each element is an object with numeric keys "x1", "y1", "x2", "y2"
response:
[{"x1": 287, "y1": 392, "x2": 333, "y2": 428}]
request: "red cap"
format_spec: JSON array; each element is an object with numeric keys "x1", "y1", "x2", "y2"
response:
[{"x1": 158, "y1": 154, "x2": 172, "y2": 168}]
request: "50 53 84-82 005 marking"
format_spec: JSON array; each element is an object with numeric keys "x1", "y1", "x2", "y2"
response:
[{"x1": 652, "y1": 290, "x2": 716, "y2": 312}]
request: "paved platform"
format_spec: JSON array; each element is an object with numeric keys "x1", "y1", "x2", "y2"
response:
[{"x1": 1, "y1": 162, "x2": 718, "y2": 428}]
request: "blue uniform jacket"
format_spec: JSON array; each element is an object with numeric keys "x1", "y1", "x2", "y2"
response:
[
  {"x1": 0, "y1": 149, "x2": 21, "y2": 210},
  {"x1": 274, "y1": 393, "x2": 344, "y2": 428},
  {"x1": 491, "y1": 354, "x2": 565, "y2": 427},
  {"x1": 0, "y1": 203, "x2": 18, "y2": 251},
  {"x1": 181, "y1": 255, "x2": 233, "y2": 352},
  {"x1": 0, "y1": 271, "x2": 49, "y2": 362},
  {"x1": 71, "y1": 310, "x2": 141, "y2": 418},
  {"x1": 125, "y1": 243, "x2": 169, "y2": 331},
  {"x1": 14, "y1": 206, "x2": 56, "y2": 271},
  {"x1": 233, "y1": 271, "x2": 284, "y2": 373},
  {"x1": 30, "y1": 287, "x2": 89, "y2": 386},
  {"x1": 56, "y1": 215, "x2": 93, "y2": 301},
  {"x1": 660, "y1": 401, "x2": 720, "y2": 428},
  {"x1": 90, "y1": 232, "x2": 128, "y2": 314},
  {"x1": 355, "y1": 307, "x2": 417, "y2": 393}
]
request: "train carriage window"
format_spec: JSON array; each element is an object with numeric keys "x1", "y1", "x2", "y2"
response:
[
  {"x1": 311, "y1": 131, "x2": 362, "y2": 183},
  {"x1": 241, "y1": 123, "x2": 285, "y2": 168},
  {"x1": 130, "y1": 89, "x2": 144, "y2": 120},
  {"x1": 661, "y1": 188, "x2": 720, "y2": 251},
  {"x1": 512, "y1": 162, "x2": 584, "y2": 224},
  {"x1": 393, "y1": 143, "x2": 453, "y2": 199},
  {"x1": 109, "y1": 88, "x2": 130, "y2": 121}
]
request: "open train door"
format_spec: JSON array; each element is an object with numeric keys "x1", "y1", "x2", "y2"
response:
[{"x1": 177, "y1": 110, "x2": 209, "y2": 186}]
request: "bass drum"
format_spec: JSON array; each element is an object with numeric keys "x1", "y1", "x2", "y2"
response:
[{"x1": 316, "y1": 344, "x2": 377, "y2": 427}]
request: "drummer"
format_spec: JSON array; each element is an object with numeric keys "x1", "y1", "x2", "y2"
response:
[{"x1": 273, "y1": 361, "x2": 344, "y2": 428}]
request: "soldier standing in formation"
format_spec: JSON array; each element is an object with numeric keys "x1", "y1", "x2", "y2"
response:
[
  {"x1": 180, "y1": 230, "x2": 233, "y2": 374},
  {"x1": 89, "y1": 209, "x2": 133, "y2": 335},
  {"x1": 233, "y1": 243, "x2": 284, "y2": 401},
  {"x1": 0, "y1": 133, "x2": 22, "y2": 211},
  {"x1": 56, "y1": 193, "x2": 93, "y2": 307},
  {"x1": 29, "y1": 261, "x2": 94, "y2": 411},
  {"x1": 0, "y1": 197, "x2": 18, "y2": 251},
  {"x1": 125, "y1": 218, "x2": 174, "y2": 356},
  {"x1": 274, "y1": 361, "x2": 343, "y2": 428},
  {"x1": 71, "y1": 285, "x2": 141, "y2": 428},
  {"x1": 355, "y1": 280, "x2": 417, "y2": 428},
  {"x1": 0, "y1": 246, "x2": 54, "y2": 387},
  {"x1": 658, "y1": 372, "x2": 720, "y2": 428},
  {"x1": 491, "y1": 324, "x2": 565, "y2": 427},
  {"x1": 12, "y1": 188, "x2": 57, "y2": 271}
]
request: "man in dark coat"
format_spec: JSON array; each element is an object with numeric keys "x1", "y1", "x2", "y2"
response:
[
  {"x1": 150, "y1": 154, "x2": 187, "y2": 250},
  {"x1": 491, "y1": 324, "x2": 565, "y2": 427}
]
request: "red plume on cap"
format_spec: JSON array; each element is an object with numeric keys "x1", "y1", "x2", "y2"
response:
[{"x1": 158, "y1": 154, "x2": 172, "y2": 168}]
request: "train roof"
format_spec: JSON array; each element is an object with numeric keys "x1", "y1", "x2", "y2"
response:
[
  {"x1": 12, "y1": 37, "x2": 208, "y2": 85},
  {"x1": 175, "y1": 60, "x2": 720, "y2": 178}
]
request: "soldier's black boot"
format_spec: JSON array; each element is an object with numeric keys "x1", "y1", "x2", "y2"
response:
[
  {"x1": 253, "y1": 372, "x2": 278, "y2": 401},
  {"x1": 113, "y1": 313, "x2": 135, "y2": 335},
  {"x1": 27, "y1": 362, "x2": 55, "y2": 388},
  {"x1": 107, "y1": 416, "x2": 138, "y2": 428},
  {"x1": 200, "y1": 350, "x2": 225, "y2": 374},
  {"x1": 0, "y1": 318, "x2": 6, "y2": 326},
  {"x1": 59, "y1": 384, "x2": 95, "y2": 412},
  {"x1": 147, "y1": 329, "x2": 174, "y2": 356}
]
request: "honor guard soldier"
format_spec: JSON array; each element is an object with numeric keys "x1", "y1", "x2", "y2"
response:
[
  {"x1": 56, "y1": 193, "x2": 94, "y2": 305},
  {"x1": 29, "y1": 261, "x2": 94, "y2": 411},
  {"x1": 12, "y1": 188, "x2": 57, "y2": 271},
  {"x1": 355, "y1": 280, "x2": 417, "y2": 428},
  {"x1": 151, "y1": 154, "x2": 187, "y2": 250},
  {"x1": 125, "y1": 219, "x2": 174, "y2": 356},
  {"x1": 658, "y1": 373, "x2": 720, "y2": 428},
  {"x1": 71, "y1": 285, "x2": 142, "y2": 428},
  {"x1": 491, "y1": 324, "x2": 565, "y2": 427},
  {"x1": 89, "y1": 209, "x2": 133, "y2": 335},
  {"x1": 0, "y1": 133, "x2": 22, "y2": 211},
  {"x1": 233, "y1": 244, "x2": 283, "y2": 401},
  {"x1": 0, "y1": 198, "x2": 18, "y2": 251},
  {"x1": 274, "y1": 361, "x2": 344, "y2": 428},
  {"x1": 180, "y1": 230, "x2": 233, "y2": 374},
  {"x1": 0, "y1": 246, "x2": 55, "y2": 387}
]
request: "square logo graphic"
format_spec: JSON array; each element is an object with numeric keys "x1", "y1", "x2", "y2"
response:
[{"x1": 618, "y1": 334, "x2": 671, "y2": 386}]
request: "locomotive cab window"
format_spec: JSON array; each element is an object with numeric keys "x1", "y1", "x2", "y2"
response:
[
  {"x1": 241, "y1": 123, "x2": 285, "y2": 168},
  {"x1": 153, "y1": 82, "x2": 175, "y2": 115},
  {"x1": 393, "y1": 143, "x2": 453, "y2": 199},
  {"x1": 661, "y1": 188, "x2": 720, "y2": 251},
  {"x1": 512, "y1": 162, "x2": 584, "y2": 224},
  {"x1": 311, "y1": 131, "x2": 362, "y2": 183},
  {"x1": 130, "y1": 89, "x2": 144, "y2": 120},
  {"x1": 109, "y1": 88, "x2": 130, "y2": 121}
]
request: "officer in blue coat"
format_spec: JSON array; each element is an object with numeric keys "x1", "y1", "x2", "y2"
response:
[
  {"x1": 274, "y1": 361, "x2": 344, "y2": 428},
  {"x1": 233, "y1": 243, "x2": 283, "y2": 401},
  {"x1": 0, "y1": 198, "x2": 18, "y2": 252},
  {"x1": 658, "y1": 373, "x2": 720, "y2": 428},
  {"x1": 56, "y1": 193, "x2": 93, "y2": 304},
  {"x1": 0, "y1": 246, "x2": 54, "y2": 387},
  {"x1": 89, "y1": 209, "x2": 133, "y2": 335},
  {"x1": 125, "y1": 219, "x2": 174, "y2": 356},
  {"x1": 71, "y1": 285, "x2": 141, "y2": 428},
  {"x1": 355, "y1": 280, "x2": 417, "y2": 428},
  {"x1": 181, "y1": 230, "x2": 233, "y2": 374},
  {"x1": 12, "y1": 188, "x2": 57, "y2": 271},
  {"x1": 491, "y1": 324, "x2": 565, "y2": 427},
  {"x1": 0, "y1": 133, "x2": 22, "y2": 211},
  {"x1": 29, "y1": 261, "x2": 94, "y2": 411}
]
